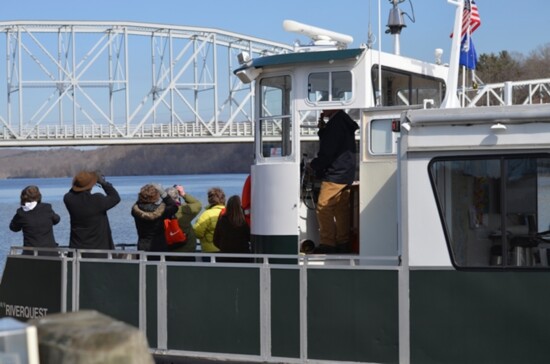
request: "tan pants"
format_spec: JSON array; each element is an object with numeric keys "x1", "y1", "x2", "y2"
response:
[{"x1": 316, "y1": 181, "x2": 350, "y2": 246}]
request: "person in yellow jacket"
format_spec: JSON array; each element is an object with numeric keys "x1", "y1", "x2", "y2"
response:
[{"x1": 193, "y1": 187, "x2": 226, "y2": 257}]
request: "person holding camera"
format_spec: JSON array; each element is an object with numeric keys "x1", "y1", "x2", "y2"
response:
[
  {"x1": 64, "y1": 171, "x2": 121, "y2": 251},
  {"x1": 131, "y1": 183, "x2": 178, "y2": 252}
]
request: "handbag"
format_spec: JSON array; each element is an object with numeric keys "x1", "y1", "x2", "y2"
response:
[{"x1": 164, "y1": 217, "x2": 187, "y2": 247}]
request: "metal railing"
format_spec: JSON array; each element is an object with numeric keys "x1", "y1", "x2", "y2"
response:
[{"x1": 5, "y1": 247, "x2": 399, "y2": 363}]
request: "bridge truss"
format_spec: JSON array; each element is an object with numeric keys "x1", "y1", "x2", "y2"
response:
[{"x1": 0, "y1": 21, "x2": 293, "y2": 146}]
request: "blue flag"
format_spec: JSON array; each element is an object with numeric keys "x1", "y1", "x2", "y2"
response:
[{"x1": 459, "y1": 35, "x2": 477, "y2": 70}]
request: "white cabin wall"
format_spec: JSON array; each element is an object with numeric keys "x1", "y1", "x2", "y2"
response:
[
  {"x1": 359, "y1": 161, "x2": 398, "y2": 258},
  {"x1": 404, "y1": 157, "x2": 453, "y2": 267}
]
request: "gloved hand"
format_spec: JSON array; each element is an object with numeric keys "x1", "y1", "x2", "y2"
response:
[
  {"x1": 96, "y1": 172, "x2": 106, "y2": 185},
  {"x1": 152, "y1": 183, "x2": 167, "y2": 198}
]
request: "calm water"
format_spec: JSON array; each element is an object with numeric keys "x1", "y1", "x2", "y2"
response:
[{"x1": 0, "y1": 174, "x2": 248, "y2": 270}]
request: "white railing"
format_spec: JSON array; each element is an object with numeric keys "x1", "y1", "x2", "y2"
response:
[{"x1": 460, "y1": 78, "x2": 550, "y2": 107}]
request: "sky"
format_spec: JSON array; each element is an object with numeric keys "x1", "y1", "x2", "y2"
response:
[{"x1": 0, "y1": 0, "x2": 548, "y2": 64}]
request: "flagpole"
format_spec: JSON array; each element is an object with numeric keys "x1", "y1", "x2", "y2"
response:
[
  {"x1": 441, "y1": 0, "x2": 464, "y2": 109},
  {"x1": 462, "y1": 65, "x2": 466, "y2": 107}
]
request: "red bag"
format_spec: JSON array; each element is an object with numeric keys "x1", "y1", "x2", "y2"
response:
[{"x1": 164, "y1": 218, "x2": 187, "y2": 246}]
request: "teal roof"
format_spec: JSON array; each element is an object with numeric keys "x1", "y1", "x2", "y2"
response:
[{"x1": 234, "y1": 48, "x2": 365, "y2": 74}]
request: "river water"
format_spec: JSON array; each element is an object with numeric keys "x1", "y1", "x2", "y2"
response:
[{"x1": 0, "y1": 173, "x2": 248, "y2": 270}]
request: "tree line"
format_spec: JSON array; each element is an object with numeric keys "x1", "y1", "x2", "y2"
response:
[
  {"x1": 0, "y1": 143, "x2": 255, "y2": 179},
  {"x1": 477, "y1": 43, "x2": 550, "y2": 82}
]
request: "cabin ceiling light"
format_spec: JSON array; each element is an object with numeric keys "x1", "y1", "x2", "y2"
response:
[{"x1": 491, "y1": 123, "x2": 507, "y2": 131}]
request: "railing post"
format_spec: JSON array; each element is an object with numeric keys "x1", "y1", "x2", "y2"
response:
[
  {"x1": 157, "y1": 255, "x2": 168, "y2": 350},
  {"x1": 504, "y1": 81, "x2": 513, "y2": 106},
  {"x1": 139, "y1": 252, "x2": 147, "y2": 337},
  {"x1": 259, "y1": 256, "x2": 272, "y2": 361}
]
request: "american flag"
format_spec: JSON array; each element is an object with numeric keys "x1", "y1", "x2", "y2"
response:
[
  {"x1": 451, "y1": 0, "x2": 481, "y2": 38},
  {"x1": 461, "y1": 0, "x2": 481, "y2": 38}
]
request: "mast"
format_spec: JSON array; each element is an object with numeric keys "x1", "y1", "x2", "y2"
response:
[
  {"x1": 440, "y1": 0, "x2": 465, "y2": 109},
  {"x1": 386, "y1": 0, "x2": 407, "y2": 55}
]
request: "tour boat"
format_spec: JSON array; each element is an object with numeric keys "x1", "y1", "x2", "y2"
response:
[{"x1": 2, "y1": 1, "x2": 550, "y2": 363}]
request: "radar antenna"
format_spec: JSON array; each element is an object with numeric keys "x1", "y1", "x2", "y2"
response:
[{"x1": 283, "y1": 20, "x2": 353, "y2": 50}]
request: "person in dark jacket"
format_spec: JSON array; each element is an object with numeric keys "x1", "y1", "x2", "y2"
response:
[
  {"x1": 131, "y1": 183, "x2": 178, "y2": 253},
  {"x1": 64, "y1": 171, "x2": 121, "y2": 251},
  {"x1": 310, "y1": 109, "x2": 358, "y2": 254},
  {"x1": 213, "y1": 195, "x2": 251, "y2": 262},
  {"x1": 9, "y1": 185, "x2": 60, "y2": 255}
]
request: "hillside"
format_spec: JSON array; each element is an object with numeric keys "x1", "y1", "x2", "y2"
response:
[{"x1": 0, "y1": 143, "x2": 255, "y2": 178}]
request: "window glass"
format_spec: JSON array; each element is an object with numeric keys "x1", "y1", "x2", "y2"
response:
[
  {"x1": 308, "y1": 73, "x2": 329, "y2": 102},
  {"x1": 259, "y1": 76, "x2": 292, "y2": 158},
  {"x1": 370, "y1": 119, "x2": 395, "y2": 154},
  {"x1": 332, "y1": 71, "x2": 352, "y2": 101},
  {"x1": 430, "y1": 155, "x2": 550, "y2": 268},
  {"x1": 308, "y1": 71, "x2": 352, "y2": 102},
  {"x1": 372, "y1": 66, "x2": 445, "y2": 107}
]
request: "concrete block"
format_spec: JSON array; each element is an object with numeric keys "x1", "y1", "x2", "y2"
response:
[{"x1": 30, "y1": 310, "x2": 154, "y2": 364}]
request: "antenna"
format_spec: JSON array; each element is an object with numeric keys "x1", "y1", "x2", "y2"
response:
[{"x1": 283, "y1": 20, "x2": 353, "y2": 49}]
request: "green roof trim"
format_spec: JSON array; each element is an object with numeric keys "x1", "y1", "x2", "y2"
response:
[{"x1": 234, "y1": 48, "x2": 365, "y2": 74}]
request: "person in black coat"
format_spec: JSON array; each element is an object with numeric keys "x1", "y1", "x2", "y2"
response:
[
  {"x1": 131, "y1": 183, "x2": 178, "y2": 253},
  {"x1": 63, "y1": 171, "x2": 121, "y2": 251},
  {"x1": 310, "y1": 109, "x2": 358, "y2": 254},
  {"x1": 213, "y1": 195, "x2": 251, "y2": 262},
  {"x1": 9, "y1": 185, "x2": 60, "y2": 255}
]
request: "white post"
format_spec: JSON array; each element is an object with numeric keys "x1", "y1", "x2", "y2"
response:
[{"x1": 440, "y1": 0, "x2": 464, "y2": 109}]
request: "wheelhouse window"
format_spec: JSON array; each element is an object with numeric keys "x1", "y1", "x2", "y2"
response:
[
  {"x1": 308, "y1": 71, "x2": 352, "y2": 102},
  {"x1": 259, "y1": 75, "x2": 292, "y2": 158},
  {"x1": 430, "y1": 155, "x2": 550, "y2": 268},
  {"x1": 372, "y1": 66, "x2": 445, "y2": 107}
]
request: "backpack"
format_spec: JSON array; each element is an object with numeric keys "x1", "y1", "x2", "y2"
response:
[{"x1": 164, "y1": 217, "x2": 187, "y2": 248}]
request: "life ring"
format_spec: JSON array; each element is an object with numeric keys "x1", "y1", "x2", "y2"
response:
[{"x1": 241, "y1": 174, "x2": 251, "y2": 226}]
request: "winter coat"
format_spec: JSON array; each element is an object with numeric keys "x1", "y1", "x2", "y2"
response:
[
  {"x1": 213, "y1": 214, "x2": 250, "y2": 254},
  {"x1": 9, "y1": 202, "x2": 60, "y2": 250},
  {"x1": 63, "y1": 181, "x2": 121, "y2": 250},
  {"x1": 310, "y1": 110, "x2": 359, "y2": 185},
  {"x1": 131, "y1": 195, "x2": 178, "y2": 252},
  {"x1": 171, "y1": 194, "x2": 202, "y2": 253},
  {"x1": 193, "y1": 204, "x2": 224, "y2": 253}
]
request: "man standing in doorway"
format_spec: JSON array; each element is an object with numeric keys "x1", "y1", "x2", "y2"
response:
[{"x1": 310, "y1": 109, "x2": 358, "y2": 254}]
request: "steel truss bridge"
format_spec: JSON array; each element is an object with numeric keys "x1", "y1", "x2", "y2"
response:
[
  {"x1": 0, "y1": 21, "x2": 549, "y2": 147},
  {"x1": 0, "y1": 21, "x2": 293, "y2": 146}
]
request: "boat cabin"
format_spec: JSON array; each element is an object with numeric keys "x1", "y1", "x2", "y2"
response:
[{"x1": 235, "y1": 38, "x2": 448, "y2": 261}]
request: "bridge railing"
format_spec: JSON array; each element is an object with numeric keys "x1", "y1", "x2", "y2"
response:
[{"x1": 0, "y1": 121, "x2": 323, "y2": 145}]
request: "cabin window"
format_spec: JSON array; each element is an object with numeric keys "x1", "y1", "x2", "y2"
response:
[
  {"x1": 307, "y1": 71, "x2": 352, "y2": 103},
  {"x1": 429, "y1": 155, "x2": 550, "y2": 269},
  {"x1": 370, "y1": 119, "x2": 397, "y2": 154},
  {"x1": 259, "y1": 75, "x2": 292, "y2": 158},
  {"x1": 372, "y1": 66, "x2": 445, "y2": 107}
]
